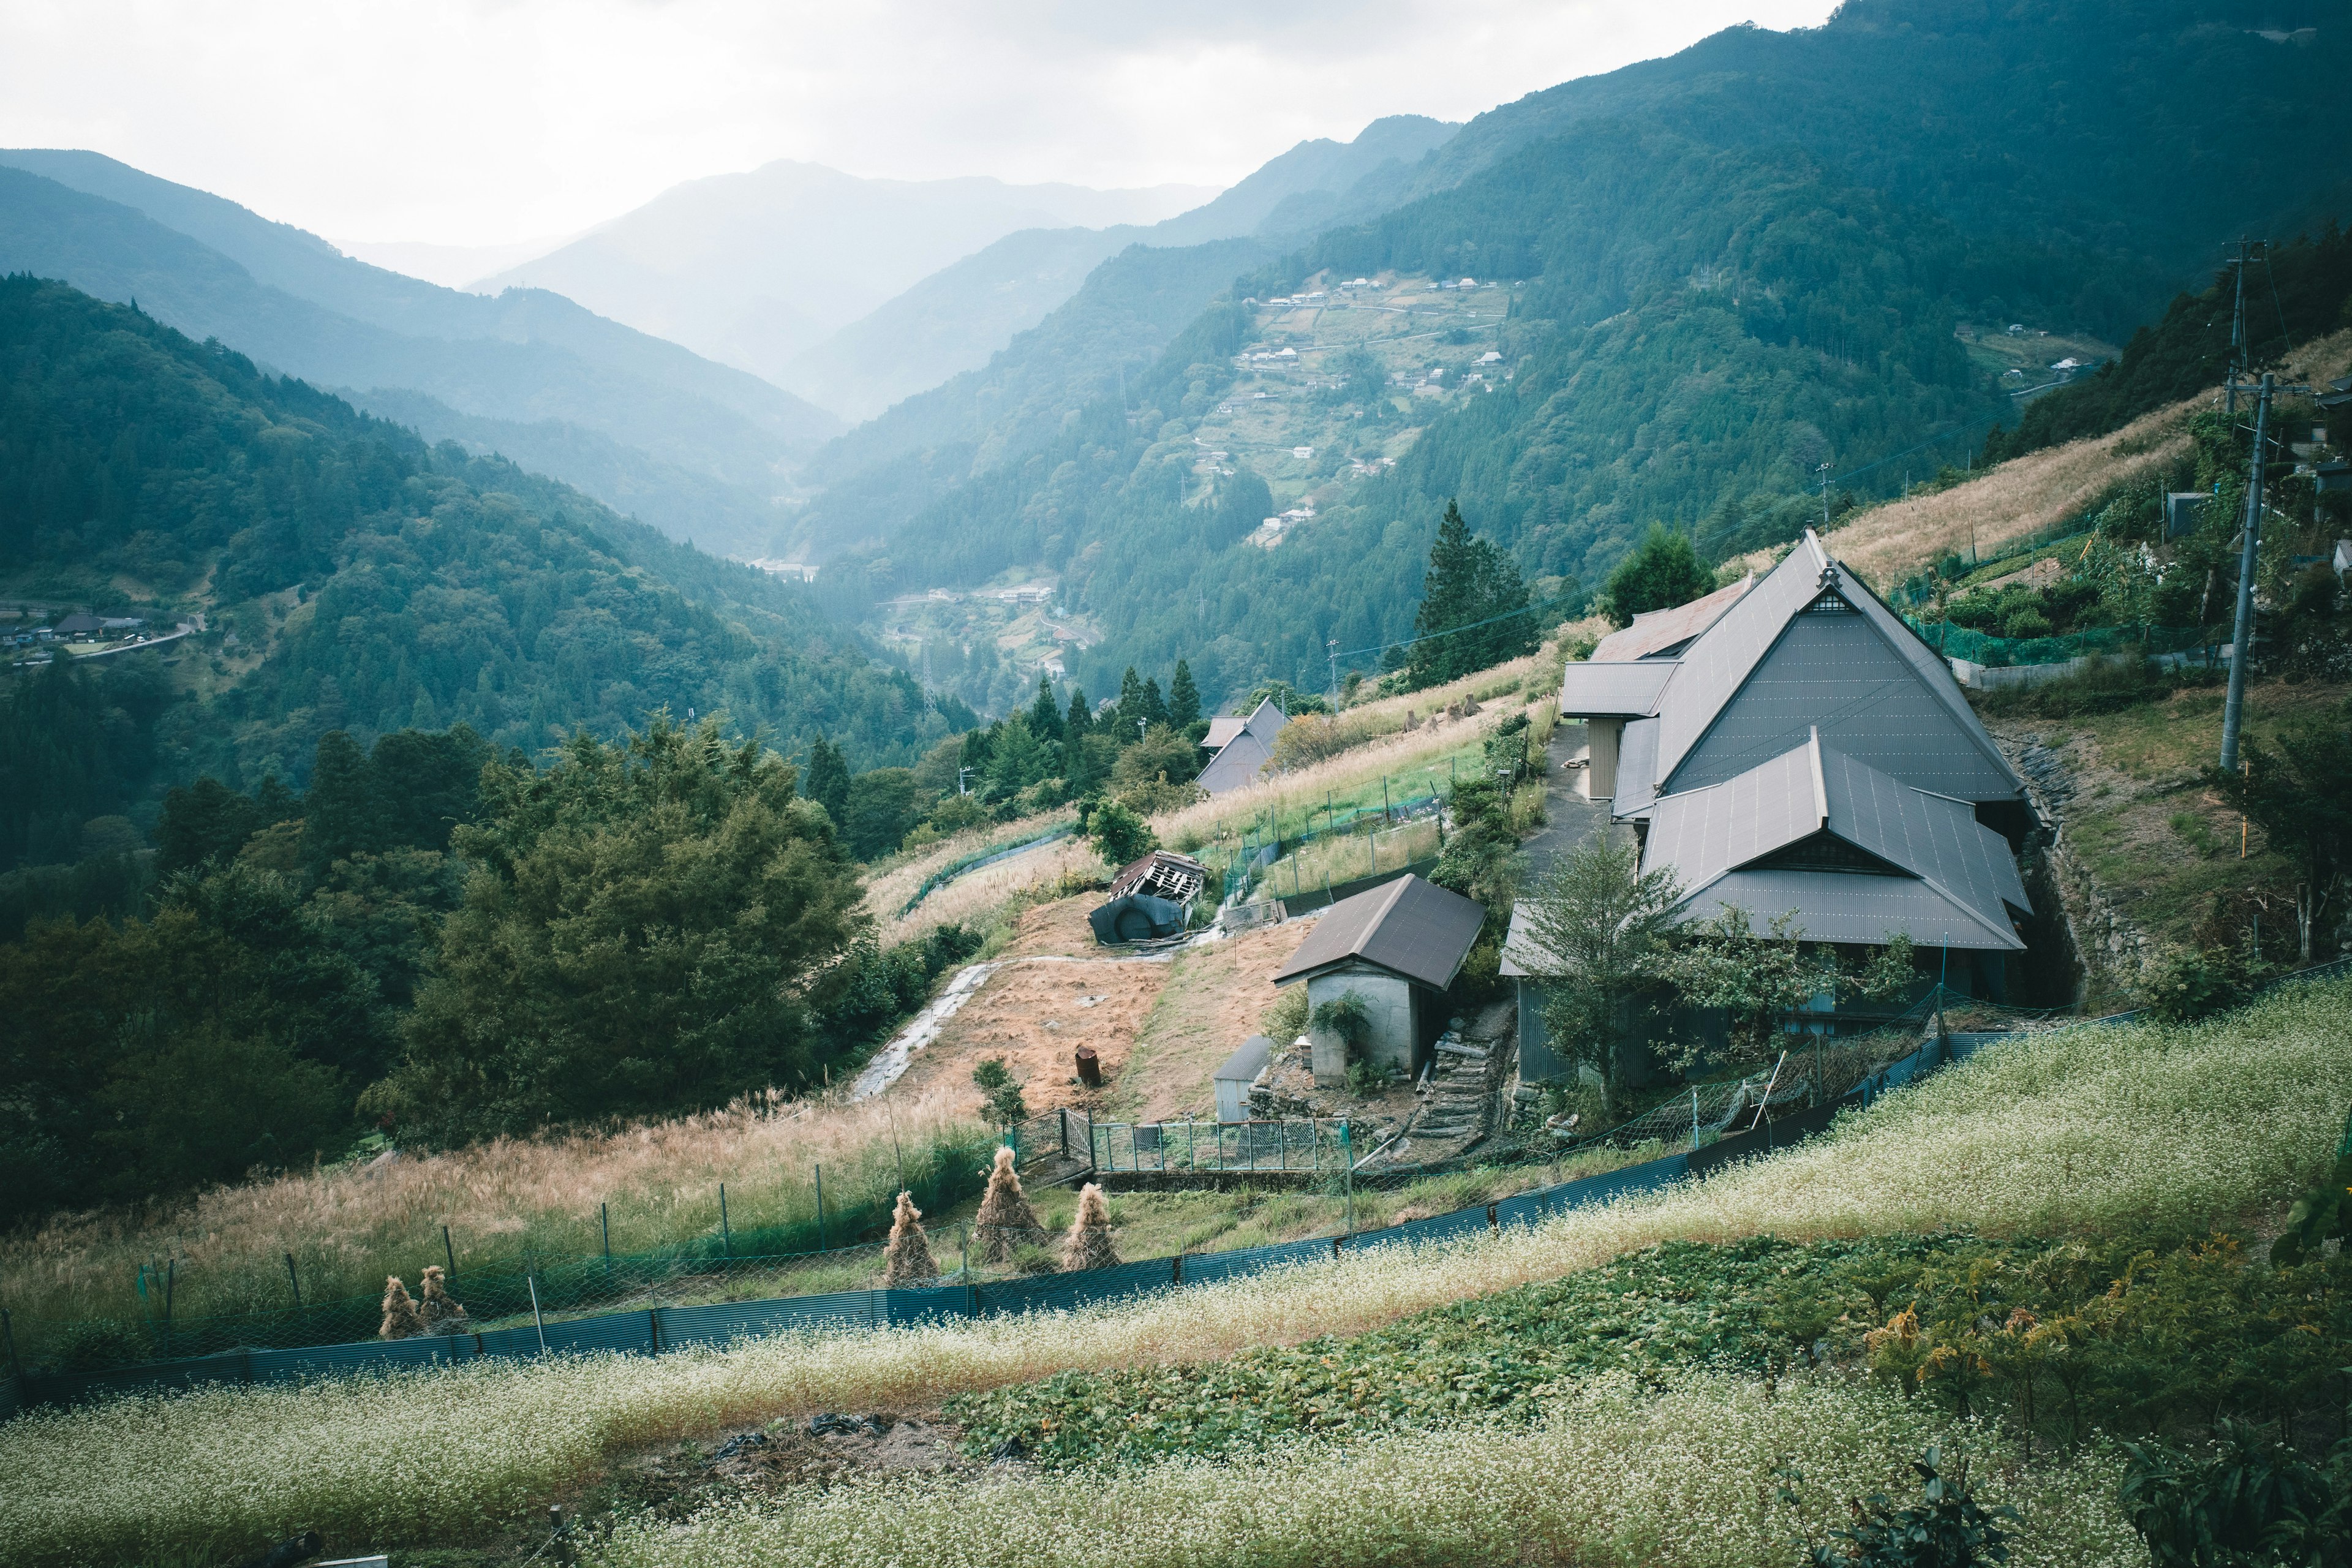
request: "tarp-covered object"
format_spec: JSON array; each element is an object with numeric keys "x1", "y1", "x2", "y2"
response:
[{"x1": 1090, "y1": 894, "x2": 1188, "y2": 944}]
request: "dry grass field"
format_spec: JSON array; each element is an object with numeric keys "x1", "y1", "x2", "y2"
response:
[{"x1": 1736, "y1": 327, "x2": 2352, "y2": 590}]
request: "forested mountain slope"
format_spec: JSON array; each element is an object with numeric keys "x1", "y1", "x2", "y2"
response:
[
  {"x1": 0, "y1": 154, "x2": 837, "y2": 556},
  {"x1": 805, "y1": 0, "x2": 2352, "y2": 701},
  {"x1": 0, "y1": 277, "x2": 950, "y2": 871}
]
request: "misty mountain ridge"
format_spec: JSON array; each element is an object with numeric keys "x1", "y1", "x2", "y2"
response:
[
  {"x1": 0, "y1": 149, "x2": 838, "y2": 557},
  {"x1": 468, "y1": 160, "x2": 1219, "y2": 394}
]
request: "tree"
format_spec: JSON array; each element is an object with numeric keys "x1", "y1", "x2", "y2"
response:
[
  {"x1": 2207, "y1": 722, "x2": 2352, "y2": 962},
  {"x1": 803, "y1": 737, "x2": 851, "y2": 830},
  {"x1": 1087, "y1": 799, "x2": 1158, "y2": 869},
  {"x1": 843, "y1": 767, "x2": 921, "y2": 861},
  {"x1": 972, "y1": 1056, "x2": 1029, "y2": 1124},
  {"x1": 155, "y1": 776, "x2": 265, "y2": 875},
  {"x1": 1431, "y1": 775, "x2": 1520, "y2": 912},
  {"x1": 1516, "y1": 831, "x2": 1684, "y2": 1115},
  {"x1": 1405, "y1": 500, "x2": 1536, "y2": 689},
  {"x1": 1605, "y1": 524, "x2": 1714, "y2": 628},
  {"x1": 1657, "y1": 907, "x2": 1917, "y2": 1071},
  {"x1": 377, "y1": 716, "x2": 867, "y2": 1144},
  {"x1": 981, "y1": 715, "x2": 1055, "y2": 803},
  {"x1": 1140, "y1": 677, "x2": 1170, "y2": 731},
  {"x1": 301, "y1": 730, "x2": 378, "y2": 870},
  {"x1": 1167, "y1": 661, "x2": 1202, "y2": 729},
  {"x1": 1027, "y1": 675, "x2": 1064, "y2": 745},
  {"x1": 1063, "y1": 685, "x2": 1093, "y2": 742},
  {"x1": 1115, "y1": 667, "x2": 1149, "y2": 738}
]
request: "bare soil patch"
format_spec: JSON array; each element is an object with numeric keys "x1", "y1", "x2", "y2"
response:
[{"x1": 1109, "y1": 921, "x2": 1316, "y2": 1123}]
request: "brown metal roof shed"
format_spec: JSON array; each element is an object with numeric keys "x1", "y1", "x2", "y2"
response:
[{"x1": 1272, "y1": 873, "x2": 1487, "y2": 992}]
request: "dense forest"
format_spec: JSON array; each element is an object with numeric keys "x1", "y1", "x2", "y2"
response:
[
  {"x1": 821, "y1": 121, "x2": 2109, "y2": 697},
  {"x1": 0, "y1": 277, "x2": 960, "y2": 884},
  {"x1": 795, "y1": 0, "x2": 2350, "y2": 700}
]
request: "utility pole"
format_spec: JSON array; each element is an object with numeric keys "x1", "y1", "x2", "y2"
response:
[
  {"x1": 1327, "y1": 637, "x2": 1340, "y2": 707},
  {"x1": 2223, "y1": 239, "x2": 2266, "y2": 416},
  {"x1": 1815, "y1": 461, "x2": 1832, "y2": 530},
  {"x1": 2218, "y1": 371, "x2": 2305, "y2": 771}
]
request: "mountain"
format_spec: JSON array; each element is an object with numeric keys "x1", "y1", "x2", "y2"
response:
[
  {"x1": 0, "y1": 151, "x2": 839, "y2": 557},
  {"x1": 799, "y1": 0, "x2": 2352, "y2": 704},
  {"x1": 0, "y1": 275, "x2": 952, "y2": 869},
  {"x1": 470, "y1": 162, "x2": 1216, "y2": 399},
  {"x1": 775, "y1": 116, "x2": 1462, "y2": 426}
]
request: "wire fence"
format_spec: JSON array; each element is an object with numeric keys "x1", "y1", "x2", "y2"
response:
[
  {"x1": 15, "y1": 960, "x2": 2348, "y2": 1415},
  {"x1": 1902, "y1": 616, "x2": 2236, "y2": 670},
  {"x1": 6, "y1": 1143, "x2": 996, "y2": 1375}
]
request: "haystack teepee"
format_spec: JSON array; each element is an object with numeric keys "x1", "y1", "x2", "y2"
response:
[
  {"x1": 973, "y1": 1145, "x2": 1046, "y2": 1264},
  {"x1": 379, "y1": 1276, "x2": 423, "y2": 1340},
  {"x1": 1060, "y1": 1182, "x2": 1120, "y2": 1272},
  {"x1": 883, "y1": 1190, "x2": 941, "y2": 1286},
  {"x1": 418, "y1": 1264, "x2": 469, "y2": 1333}
]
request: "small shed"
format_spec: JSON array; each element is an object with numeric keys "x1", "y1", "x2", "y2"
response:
[
  {"x1": 1272, "y1": 874, "x2": 1485, "y2": 1085},
  {"x1": 1213, "y1": 1035, "x2": 1275, "y2": 1123}
]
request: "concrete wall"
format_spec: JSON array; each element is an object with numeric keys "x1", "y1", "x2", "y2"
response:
[{"x1": 1306, "y1": 968, "x2": 1420, "y2": 1082}]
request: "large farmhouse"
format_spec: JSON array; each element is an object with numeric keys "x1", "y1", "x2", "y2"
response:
[{"x1": 1509, "y1": 529, "x2": 2041, "y2": 1080}]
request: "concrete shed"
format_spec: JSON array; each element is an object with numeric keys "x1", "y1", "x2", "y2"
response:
[
  {"x1": 1272, "y1": 874, "x2": 1485, "y2": 1085},
  {"x1": 1213, "y1": 1035, "x2": 1275, "y2": 1123}
]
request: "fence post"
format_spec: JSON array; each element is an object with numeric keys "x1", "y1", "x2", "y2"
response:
[
  {"x1": 284, "y1": 1252, "x2": 301, "y2": 1308},
  {"x1": 815, "y1": 1164, "x2": 826, "y2": 1252},
  {"x1": 162, "y1": 1257, "x2": 175, "y2": 1359},
  {"x1": 1343, "y1": 1121, "x2": 1355, "y2": 1236},
  {"x1": 2, "y1": 1308, "x2": 22, "y2": 1385},
  {"x1": 719, "y1": 1185, "x2": 733, "y2": 1260},
  {"x1": 527, "y1": 1273, "x2": 548, "y2": 1355},
  {"x1": 443, "y1": 1225, "x2": 457, "y2": 1282}
]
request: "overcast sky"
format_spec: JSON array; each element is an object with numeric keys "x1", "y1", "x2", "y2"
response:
[{"x1": 1, "y1": 1, "x2": 1833, "y2": 250}]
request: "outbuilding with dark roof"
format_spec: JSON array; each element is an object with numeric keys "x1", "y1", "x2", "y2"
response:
[{"x1": 1273, "y1": 873, "x2": 1485, "y2": 1084}]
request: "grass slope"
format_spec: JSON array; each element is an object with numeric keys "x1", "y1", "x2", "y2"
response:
[{"x1": 6, "y1": 976, "x2": 2346, "y2": 1566}]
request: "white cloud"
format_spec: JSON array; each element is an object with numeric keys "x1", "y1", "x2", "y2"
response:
[{"x1": 0, "y1": 0, "x2": 1833, "y2": 247}]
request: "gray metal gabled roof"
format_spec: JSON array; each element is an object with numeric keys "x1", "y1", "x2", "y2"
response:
[
  {"x1": 1556, "y1": 658, "x2": 1679, "y2": 717},
  {"x1": 1817, "y1": 747, "x2": 2029, "y2": 919},
  {"x1": 1642, "y1": 731, "x2": 2026, "y2": 951},
  {"x1": 1614, "y1": 717, "x2": 1662, "y2": 817},
  {"x1": 1649, "y1": 533, "x2": 1833, "y2": 785},
  {"x1": 1648, "y1": 532, "x2": 2023, "y2": 802},
  {"x1": 1272, "y1": 873, "x2": 1487, "y2": 990}
]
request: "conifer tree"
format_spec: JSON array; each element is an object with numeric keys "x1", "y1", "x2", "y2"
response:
[
  {"x1": 1027, "y1": 674, "x2": 1063, "y2": 744},
  {"x1": 1406, "y1": 500, "x2": 1535, "y2": 689},
  {"x1": 973, "y1": 1144, "x2": 1045, "y2": 1263},
  {"x1": 1168, "y1": 661, "x2": 1202, "y2": 729},
  {"x1": 302, "y1": 730, "x2": 377, "y2": 870},
  {"x1": 804, "y1": 737, "x2": 851, "y2": 829},
  {"x1": 1115, "y1": 667, "x2": 1147, "y2": 737},
  {"x1": 379, "y1": 1275, "x2": 423, "y2": 1340},
  {"x1": 1140, "y1": 677, "x2": 1170, "y2": 730},
  {"x1": 1064, "y1": 685, "x2": 1093, "y2": 740},
  {"x1": 883, "y1": 1189, "x2": 941, "y2": 1285},
  {"x1": 1060, "y1": 1182, "x2": 1120, "y2": 1271}
]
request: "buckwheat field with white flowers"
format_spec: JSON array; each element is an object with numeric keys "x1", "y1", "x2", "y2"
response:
[{"x1": 6, "y1": 982, "x2": 2349, "y2": 1567}]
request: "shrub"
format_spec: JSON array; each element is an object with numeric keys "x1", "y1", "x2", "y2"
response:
[
  {"x1": 972, "y1": 1057, "x2": 1030, "y2": 1125},
  {"x1": 2144, "y1": 946, "x2": 2264, "y2": 1023},
  {"x1": 1789, "y1": 1444, "x2": 2019, "y2": 1567},
  {"x1": 1309, "y1": 993, "x2": 1371, "y2": 1061},
  {"x1": 1085, "y1": 800, "x2": 1157, "y2": 870}
]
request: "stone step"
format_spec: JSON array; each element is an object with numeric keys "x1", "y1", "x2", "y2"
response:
[{"x1": 1436, "y1": 1042, "x2": 1488, "y2": 1059}]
